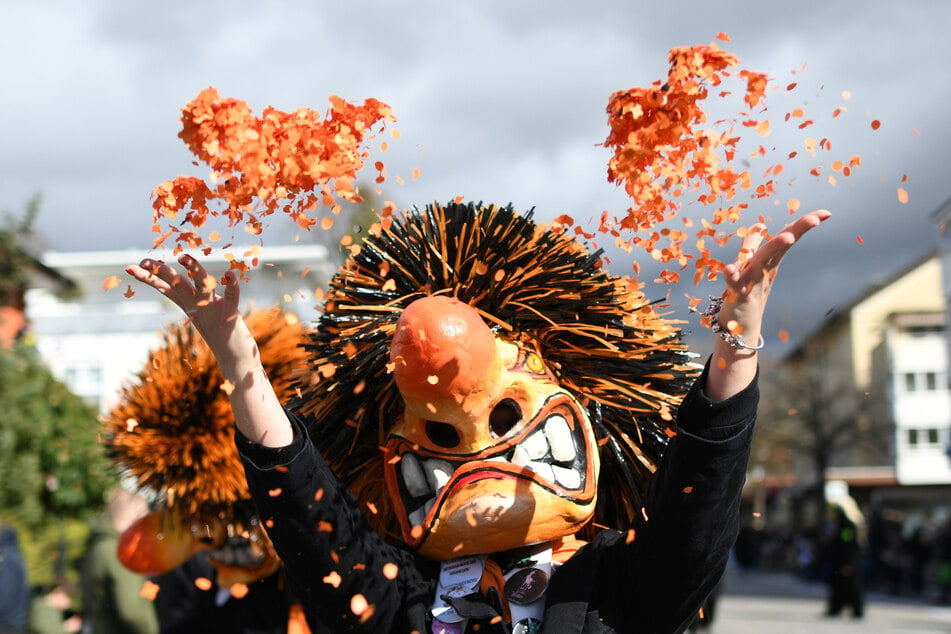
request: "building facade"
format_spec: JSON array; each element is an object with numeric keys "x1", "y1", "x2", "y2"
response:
[{"x1": 780, "y1": 251, "x2": 951, "y2": 530}]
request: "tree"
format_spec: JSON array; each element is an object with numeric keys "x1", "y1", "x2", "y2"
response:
[
  {"x1": 755, "y1": 351, "x2": 889, "y2": 527},
  {"x1": 0, "y1": 196, "x2": 111, "y2": 585},
  {"x1": 0, "y1": 340, "x2": 116, "y2": 585}
]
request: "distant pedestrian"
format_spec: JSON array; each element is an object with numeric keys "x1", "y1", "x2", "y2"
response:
[
  {"x1": 933, "y1": 517, "x2": 951, "y2": 605},
  {"x1": 822, "y1": 496, "x2": 866, "y2": 619},
  {"x1": 0, "y1": 517, "x2": 30, "y2": 633}
]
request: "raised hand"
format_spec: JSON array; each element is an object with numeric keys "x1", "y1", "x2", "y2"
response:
[
  {"x1": 706, "y1": 209, "x2": 831, "y2": 401},
  {"x1": 126, "y1": 254, "x2": 293, "y2": 447},
  {"x1": 126, "y1": 255, "x2": 246, "y2": 360}
]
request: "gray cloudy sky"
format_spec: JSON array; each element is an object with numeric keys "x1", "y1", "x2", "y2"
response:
[{"x1": 2, "y1": 1, "x2": 950, "y2": 354}]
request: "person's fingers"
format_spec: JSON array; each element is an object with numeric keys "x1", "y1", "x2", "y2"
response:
[
  {"x1": 126, "y1": 259, "x2": 176, "y2": 293},
  {"x1": 750, "y1": 209, "x2": 831, "y2": 273},
  {"x1": 178, "y1": 254, "x2": 218, "y2": 298}
]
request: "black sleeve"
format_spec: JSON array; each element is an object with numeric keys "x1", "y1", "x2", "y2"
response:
[
  {"x1": 593, "y1": 359, "x2": 758, "y2": 633},
  {"x1": 236, "y1": 413, "x2": 436, "y2": 632}
]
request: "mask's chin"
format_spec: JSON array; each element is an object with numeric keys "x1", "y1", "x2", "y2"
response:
[{"x1": 383, "y1": 397, "x2": 600, "y2": 560}]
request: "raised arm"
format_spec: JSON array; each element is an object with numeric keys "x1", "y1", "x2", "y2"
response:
[
  {"x1": 126, "y1": 255, "x2": 294, "y2": 447},
  {"x1": 704, "y1": 209, "x2": 831, "y2": 401}
]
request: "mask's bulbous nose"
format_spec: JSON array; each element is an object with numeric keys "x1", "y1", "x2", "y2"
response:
[{"x1": 391, "y1": 296, "x2": 502, "y2": 422}]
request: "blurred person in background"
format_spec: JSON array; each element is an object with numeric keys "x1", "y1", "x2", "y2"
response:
[
  {"x1": 0, "y1": 516, "x2": 30, "y2": 633},
  {"x1": 822, "y1": 494, "x2": 866, "y2": 619},
  {"x1": 79, "y1": 488, "x2": 158, "y2": 634}
]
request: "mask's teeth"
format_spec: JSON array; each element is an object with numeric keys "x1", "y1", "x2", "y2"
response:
[
  {"x1": 522, "y1": 430, "x2": 549, "y2": 460},
  {"x1": 401, "y1": 453, "x2": 430, "y2": 498},
  {"x1": 424, "y1": 459, "x2": 454, "y2": 495},
  {"x1": 408, "y1": 504, "x2": 428, "y2": 530},
  {"x1": 527, "y1": 460, "x2": 554, "y2": 483},
  {"x1": 511, "y1": 445, "x2": 530, "y2": 467},
  {"x1": 552, "y1": 464, "x2": 581, "y2": 489},
  {"x1": 545, "y1": 415, "x2": 576, "y2": 463}
]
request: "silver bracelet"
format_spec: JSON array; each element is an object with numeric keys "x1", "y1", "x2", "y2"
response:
[
  {"x1": 717, "y1": 330, "x2": 765, "y2": 350},
  {"x1": 690, "y1": 295, "x2": 764, "y2": 351}
]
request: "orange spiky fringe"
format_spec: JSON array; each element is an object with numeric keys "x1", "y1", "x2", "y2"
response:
[
  {"x1": 102, "y1": 307, "x2": 310, "y2": 524},
  {"x1": 293, "y1": 201, "x2": 699, "y2": 539}
]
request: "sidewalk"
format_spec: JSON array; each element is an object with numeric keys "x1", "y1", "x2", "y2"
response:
[{"x1": 703, "y1": 566, "x2": 951, "y2": 633}]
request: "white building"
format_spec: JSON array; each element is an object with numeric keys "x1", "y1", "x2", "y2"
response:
[
  {"x1": 885, "y1": 311, "x2": 951, "y2": 484},
  {"x1": 26, "y1": 244, "x2": 335, "y2": 412}
]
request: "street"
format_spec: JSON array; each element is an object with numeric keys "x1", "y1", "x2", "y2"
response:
[{"x1": 704, "y1": 566, "x2": 951, "y2": 633}]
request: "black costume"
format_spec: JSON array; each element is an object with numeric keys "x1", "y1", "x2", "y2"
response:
[
  {"x1": 152, "y1": 551, "x2": 310, "y2": 634},
  {"x1": 237, "y1": 362, "x2": 756, "y2": 633}
]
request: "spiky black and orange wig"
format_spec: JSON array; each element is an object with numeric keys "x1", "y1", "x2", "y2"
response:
[
  {"x1": 294, "y1": 201, "x2": 699, "y2": 540},
  {"x1": 102, "y1": 308, "x2": 310, "y2": 525}
]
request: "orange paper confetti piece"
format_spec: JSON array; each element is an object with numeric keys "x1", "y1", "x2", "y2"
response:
[
  {"x1": 351, "y1": 594, "x2": 369, "y2": 616},
  {"x1": 140, "y1": 580, "x2": 160, "y2": 601},
  {"x1": 323, "y1": 571, "x2": 342, "y2": 588},
  {"x1": 103, "y1": 275, "x2": 120, "y2": 290},
  {"x1": 194, "y1": 577, "x2": 213, "y2": 591},
  {"x1": 150, "y1": 88, "x2": 396, "y2": 268}
]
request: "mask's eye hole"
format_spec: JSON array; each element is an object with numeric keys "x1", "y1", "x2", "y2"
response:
[
  {"x1": 426, "y1": 420, "x2": 460, "y2": 448},
  {"x1": 489, "y1": 398, "x2": 522, "y2": 439}
]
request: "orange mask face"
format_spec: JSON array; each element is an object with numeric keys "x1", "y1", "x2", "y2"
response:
[{"x1": 385, "y1": 296, "x2": 600, "y2": 560}]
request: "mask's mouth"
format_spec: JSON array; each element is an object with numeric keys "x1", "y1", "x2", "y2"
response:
[
  {"x1": 206, "y1": 533, "x2": 269, "y2": 569},
  {"x1": 385, "y1": 395, "x2": 594, "y2": 541}
]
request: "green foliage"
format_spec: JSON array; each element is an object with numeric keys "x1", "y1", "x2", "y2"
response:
[
  {"x1": 0, "y1": 193, "x2": 41, "y2": 298},
  {"x1": 0, "y1": 341, "x2": 115, "y2": 528}
]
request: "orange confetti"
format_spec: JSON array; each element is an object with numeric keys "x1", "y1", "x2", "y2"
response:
[
  {"x1": 103, "y1": 275, "x2": 120, "y2": 290},
  {"x1": 856, "y1": 235, "x2": 864, "y2": 244},
  {"x1": 123, "y1": 285, "x2": 135, "y2": 298},
  {"x1": 351, "y1": 594, "x2": 369, "y2": 616},
  {"x1": 382, "y1": 562, "x2": 399, "y2": 580},
  {"x1": 871, "y1": 119, "x2": 881, "y2": 130},
  {"x1": 150, "y1": 87, "x2": 396, "y2": 268},
  {"x1": 230, "y1": 584, "x2": 249, "y2": 599},
  {"x1": 323, "y1": 571, "x2": 342, "y2": 588},
  {"x1": 897, "y1": 187, "x2": 909, "y2": 204},
  {"x1": 140, "y1": 580, "x2": 160, "y2": 601},
  {"x1": 194, "y1": 577, "x2": 213, "y2": 591},
  {"x1": 779, "y1": 329, "x2": 789, "y2": 343},
  {"x1": 268, "y1": 488, "x2": 283, "y2": 497},
  {"x1": 220, "y1": 380, "x2": 235, "y2": 395}
]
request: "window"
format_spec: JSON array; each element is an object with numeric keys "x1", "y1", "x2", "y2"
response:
[
  {"x1": 925, "y1": 372, "x2": 938, "y2": 391},
  {"x1": 901, "y1": 371, "x2": 946, "y2": 392},
  {"x1": 906, "y1": 427, "x2": 944, "y2": 450},
  {"x1": 904, "y1": 373, "x2": 916, "y2": 391}
]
